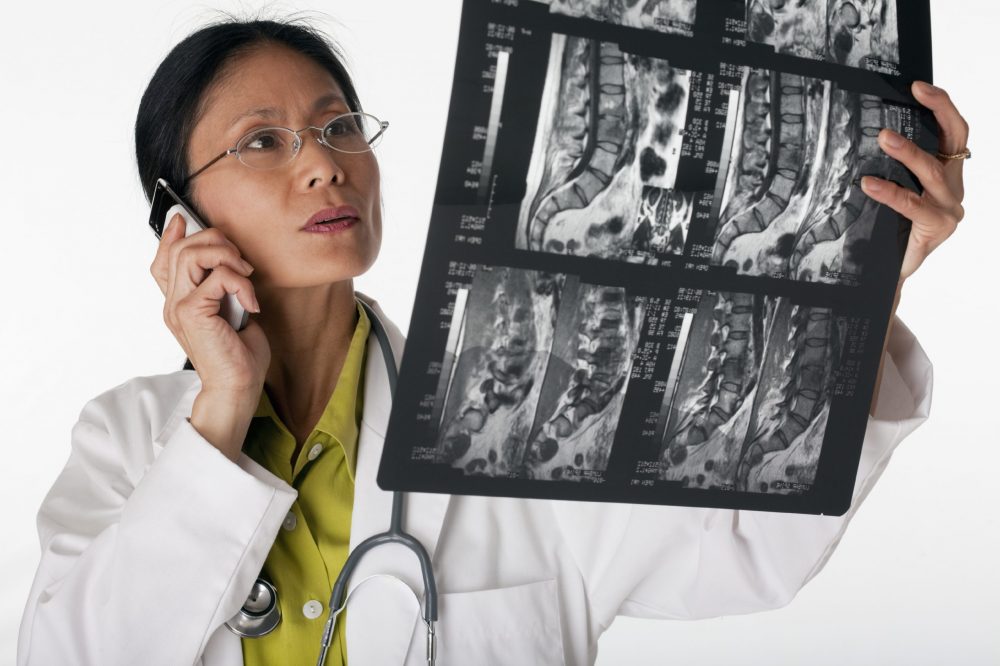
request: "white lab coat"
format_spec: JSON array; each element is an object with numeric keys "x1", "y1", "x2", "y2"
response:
[{"x1": 17, "y1": 291, "x2": 932, "y2": 666}]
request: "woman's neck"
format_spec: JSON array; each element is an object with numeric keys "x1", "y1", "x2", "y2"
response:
[{"x1": 255, "y1": 279, "x2": 359, "y2": 447}]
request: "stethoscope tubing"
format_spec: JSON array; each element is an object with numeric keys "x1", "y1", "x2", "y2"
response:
[{"x1": 314, "y1": 298, "x2": 438, "y2": 665}]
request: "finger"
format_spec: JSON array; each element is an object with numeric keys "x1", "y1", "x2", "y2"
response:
[
  {"x1": 179, "y1": 266, "x2": 261, "y2": 321},
  {"x1": 170, "y1": 266, "x2": 257, "y2": 333},
  {"x1": 860, "y1": 176, "x2": 959, "y2": 279},
  {"x1": 861, "y1": 176, "x2": 927, "y2": 222},
  {"x1": 178, "y1": 244, "x2": 254, "y2": 285},
  {"x1": 168, "y1": 244, "x2": 255, "y2": 307},
  {"x1": 860, "y1": 175, "x2": 959, "y2": 229},
  {"x1": 912, "y1": 81, "x2": 970, "y2": 156},
  {"x1": 167, "y1": 226, "x2": 240, "y2": 266},
  {"x1": 911, "y1": 82, "x2": 969, "y2": 204},
  {"x1": 150, "y1": 213, "x2": 188, "y2": 294},
  {"x1": 877, "y1": 128, "x2": 959, "y2": 208},
  {"x1": 166, "y1": 229, "x2": 247, "y2": 302}
]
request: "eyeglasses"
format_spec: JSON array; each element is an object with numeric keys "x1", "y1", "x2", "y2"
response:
[{"x1": 184, "y1": 111, "x2": 389, "y2": 187}]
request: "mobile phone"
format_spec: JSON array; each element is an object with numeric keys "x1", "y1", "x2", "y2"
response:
[{"x1": 148, "y1": 178, "x2": 250, "y2": 331}]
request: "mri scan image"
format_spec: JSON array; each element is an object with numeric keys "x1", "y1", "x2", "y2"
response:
[
  {"x1": 747, "y1": 0, "x2": 900, "y2": 70},
  {"x1": 534, "y1": 0, "x2": 698, "y2": 35},
  {"x1": 433, "y1": 267, "x2": 645, "y2": 480},
  {"x1": 658, "y1": 290, "x2": 846, "y2": 494},
  {"x1": 517, "y1": 34, "x2": 692, "y2": 264},
  {"x1": 712, "y1": 68, "x2": 907, "y2": 285}
]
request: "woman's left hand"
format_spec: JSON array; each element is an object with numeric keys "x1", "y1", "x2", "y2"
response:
[{"x1": 860, "y1": 80, "x2": 968, "y2": 282}]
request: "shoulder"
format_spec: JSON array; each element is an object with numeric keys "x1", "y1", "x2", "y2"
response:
[
  {"x1": 72, "y1": 370, "x2": 201, "y2": 472},
  {"x1": 80, "y1": 369, "x2": 200, "y2": 427}
]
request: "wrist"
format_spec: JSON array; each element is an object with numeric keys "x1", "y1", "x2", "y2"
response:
[{"x1": 190, "y1": 388, "x2": 261, "y2": 462}]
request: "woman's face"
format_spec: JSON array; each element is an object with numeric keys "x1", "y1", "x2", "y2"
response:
[{"x1": 186, "y1": 43, "x2": 381, "y2": 289}]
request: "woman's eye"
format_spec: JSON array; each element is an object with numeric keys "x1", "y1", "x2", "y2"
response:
[
  {"x1": 242, "y1": 130, "x2": 284, "y2": 151},
  {"x1": 324, "y1": 119, "x2": 358, "y2": 138}
]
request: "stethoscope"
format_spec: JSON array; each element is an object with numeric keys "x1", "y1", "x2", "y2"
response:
[{"x1": 224, "y1": 298, "x2": 438, "y2": 666}]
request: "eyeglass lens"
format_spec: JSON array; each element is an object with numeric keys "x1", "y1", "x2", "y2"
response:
[{"x1": 235, "y1": 113, "x2": 384, "y2": 169}]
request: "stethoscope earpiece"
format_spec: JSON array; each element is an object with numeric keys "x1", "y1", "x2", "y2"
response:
[{"x1": 225, "y1": 577, "x2": 281, "y2": 638}]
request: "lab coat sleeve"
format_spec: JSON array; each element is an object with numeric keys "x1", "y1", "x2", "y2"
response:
[
  {"x1": 551, "y1": 315, "x2": 932, "y2": 626},
  {"x1": 17, "y1": 378, "x2": 297, "y2": 666}
]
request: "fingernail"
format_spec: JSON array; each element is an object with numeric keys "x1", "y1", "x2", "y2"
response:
[
  {"x1": 242, "y1": 260, "x2": 254, "y2": 274},
  {"x1": 861, "y1": 176, "x2": 883, "y2": 193},
  {"x1": 880, "y1": 129, "x2": 904, "y2": 149},
  {"x1": 915, "y1": 81, "x2": 940, "y2": 95}
]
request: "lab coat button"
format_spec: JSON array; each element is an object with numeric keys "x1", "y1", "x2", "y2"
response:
[
  {"x1": 282, "y1": 511, "x2": 297, "y2": 531},
  {"x1": 307, "y1": 443, "x2": 323, "y2": 461},
  {"x1": 303, "y1": 599, "x2": 323, "y2": 620}
]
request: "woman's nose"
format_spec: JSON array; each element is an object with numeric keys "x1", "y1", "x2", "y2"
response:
[{"x1": 295, "y1": 129, "x2": 346, "y2": 187}]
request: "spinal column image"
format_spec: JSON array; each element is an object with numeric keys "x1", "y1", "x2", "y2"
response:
[
  {"x1": 533, "y1": 0, "x2": 697, "y2": 35},
  {"x1": 433, "y1": 267, "x2": 645, "y2": 480},
  {"x1": 712, "y1": 68, "x2": 905, "y2": 286},
  {"x1": 433, "y1": 267, "x2": 560, "y2": 476},
  {"x1": 658, "y1": 291, "x2": 846, "y2": 494},
  {"x1": 516, "y1": 34, "x2": 692, "y2": 264},
  {"x1": 746, "y1": 0, "x2": 899, "y2": 69},
  {"x1": 520, "y1": 279, "x2": 645, "y2": 481}
]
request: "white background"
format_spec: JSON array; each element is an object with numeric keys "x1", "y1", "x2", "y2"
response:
[{"x1": 1, "y1": 1, "x2": 997, "y2": 664}]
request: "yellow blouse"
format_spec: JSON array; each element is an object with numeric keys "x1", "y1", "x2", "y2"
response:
[{"x1": 241, "y1": 300, "x2": 369, "y2": 665}]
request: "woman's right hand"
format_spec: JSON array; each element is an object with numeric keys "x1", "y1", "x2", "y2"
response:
[{"x1": 150, "y1": 213, "x2": 272, "y2": 458}]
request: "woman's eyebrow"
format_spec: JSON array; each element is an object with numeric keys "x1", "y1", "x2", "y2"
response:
[{"x1": 227, "y1": 93, "x2": 348, "y2": 128}]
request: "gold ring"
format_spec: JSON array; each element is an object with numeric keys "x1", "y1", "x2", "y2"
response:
[{"x1": 937, "y1": 147, "x2": 972, "y2": 160}]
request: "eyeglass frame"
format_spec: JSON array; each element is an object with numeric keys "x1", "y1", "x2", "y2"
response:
[{"x1": 182, "y1": 111, "x2": 389, "y2": 190}]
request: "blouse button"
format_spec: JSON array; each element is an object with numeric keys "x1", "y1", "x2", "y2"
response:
[
  {"x1": 302, "y1": 599, "x2": 324, "y2": 620},
  {"x1": 307, "y1": 443, "x2": 324, "y2": 461},
  {"x1": 282, "y1": 511, "x2": 297, "y2": 531}
]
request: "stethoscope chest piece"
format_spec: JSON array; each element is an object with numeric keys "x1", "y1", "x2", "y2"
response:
[{"x1": 225, "y1": 577, "x2": 281, "y2": 638}]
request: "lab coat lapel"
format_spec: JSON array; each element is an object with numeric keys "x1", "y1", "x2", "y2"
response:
[{"x1": 347, "y1": 293, "x2": 450, "y2": 664}]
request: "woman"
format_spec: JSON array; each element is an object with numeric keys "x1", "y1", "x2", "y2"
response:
[{"x1": 17, "y1": 15, "x2": 968, "y2": 666}]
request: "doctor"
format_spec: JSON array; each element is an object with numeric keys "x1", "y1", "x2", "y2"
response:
[{"x1": 18, "y1": 14, "x2": 967, "y2": 666}]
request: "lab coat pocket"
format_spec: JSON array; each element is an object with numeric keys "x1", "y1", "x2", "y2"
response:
[{"x1": 408, "y1": 578, "x2": 567, "y2": 666}]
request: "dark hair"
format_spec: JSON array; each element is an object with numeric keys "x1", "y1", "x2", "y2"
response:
[{"x1": 135, "y1": 14, "x2": 362, "y2": 205}]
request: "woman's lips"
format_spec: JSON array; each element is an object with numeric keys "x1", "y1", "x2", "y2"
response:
[
  {"x1": 301, "y1": 217, "x2": 359, "y2": 233},
  {"x1": 302, "y1": 205, "x2": 361, "y2": 230}
]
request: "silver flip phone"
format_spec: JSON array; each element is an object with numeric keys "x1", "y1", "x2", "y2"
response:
[{"x1": 148, "y1": 178, "x2": 249, "y2": 331}]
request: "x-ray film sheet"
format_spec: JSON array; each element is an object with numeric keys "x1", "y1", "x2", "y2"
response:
[{"x1": 377, "y1": 0, "x2": 934, "y2": 515}]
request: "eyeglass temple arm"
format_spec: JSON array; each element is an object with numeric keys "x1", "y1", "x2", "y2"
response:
[
  {"x1": 367, "y1": 120, "x2": 389, "y2": 146},
  {"x1": 183, "y1": 148, "x2": 238, "y2": 189}
]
